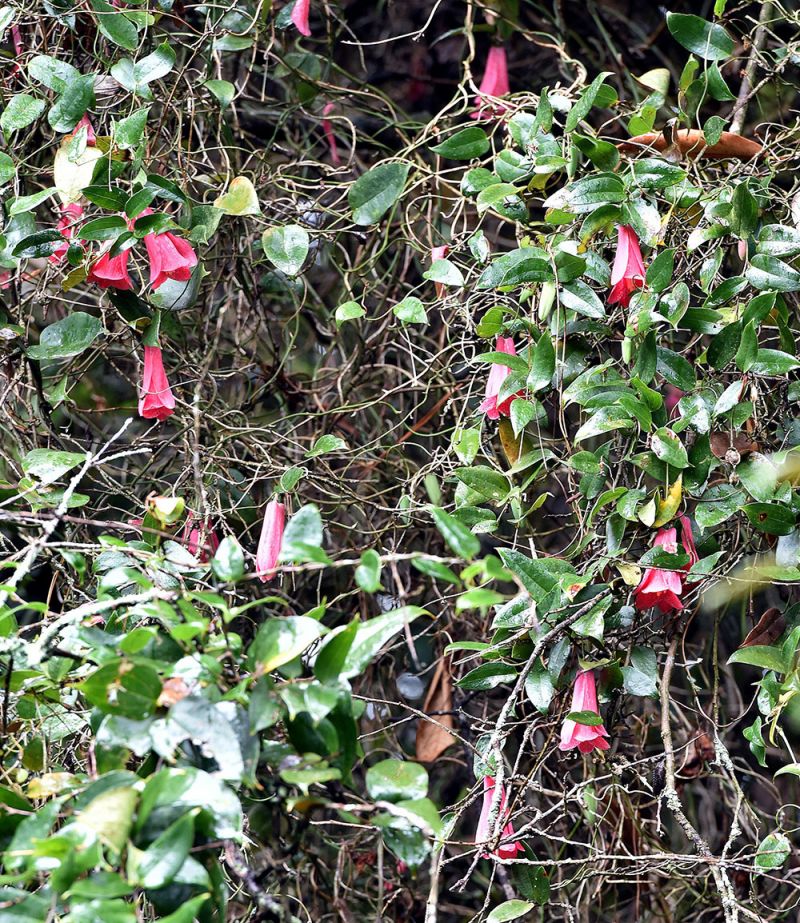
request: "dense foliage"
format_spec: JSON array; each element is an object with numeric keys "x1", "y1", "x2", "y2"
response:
[{"x1": 2, "y1": 1, "x2": 800, "y2": 920}]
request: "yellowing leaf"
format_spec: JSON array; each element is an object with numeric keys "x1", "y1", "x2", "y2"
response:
[
  {"x1": 213, "y1": 175, "x2": 261, "y2": 216},
  {"x1": 653, "y1": 475, "x2": 683, "y2": 527},
  {"x1": 53, "y1": 137, "x2": 104, "y2": 205}
]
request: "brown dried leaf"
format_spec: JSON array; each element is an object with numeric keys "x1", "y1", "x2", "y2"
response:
[
  {"x1": 741, "y1": 607, "x2": 786, "y2": 648},
  {"x1": 415, "y1": 657, "x2": 455, "y2": 763},
  {"x1": 710, "y1": 430, "x2": 759, "y2": 460},
  {"x1": 157, "y1": 677, "x2": 191, "y2": 708}
]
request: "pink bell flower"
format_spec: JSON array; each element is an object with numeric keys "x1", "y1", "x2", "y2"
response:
[
  {"x1": 475, "y1": 776, "x2": 523, "y2": 859},
  {"x1": 49, "y1": 203, "x2": 84, "y2": 264},
  {"x1": 608, "y1": 225, "x2": 646, "y2": 308},
  {"x1": 471, "y1": 46, "x2": 510, "y2": 119},
  {"x1": 75, "y1": 114, "x2": 96, "y2": 145},
  {"x1": 321, "y1": 102, "x2": 341, "y2": 165},
  {"x1": 182, "y1": 515, "x2": 220, "y2": 563},
  {"x1": 138, "y1": 345, "x2": 176, "y2": 421},
  {"x1": 257, "y1": 500, "x2": 286, "y2": 582},
  {"x1": 88, "y1": 248, "x2": 133, "y2": 290},
  {"x1": 633, "y1": 522, "x2": 697, "y2": 613},
  {"x1": 144, "y1": 229, "x2": 197, "y2": 291},
  {"x1": 478, "y1": 336, "x2": 522, "y2": 420},
  {"x1": 291, "y1": 0, "x2": 311, "y2": 36},
  {"x1": 559, "y1": 670, "x2": 610, "y2": 754}
]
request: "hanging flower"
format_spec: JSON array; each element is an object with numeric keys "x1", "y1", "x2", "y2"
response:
[
  {"x1": 138, "y1": 345, "x2": 176, "y2": 421},
  {"x1": 478, "y1": 336, "x2": 522, "y2": 420},
  {"x1": 49, "y1": 203, "x2": 84, "y2": 265},
  {"x1": 291, "y1": 0, "x2": 311, "y2": 36},
  {"x1": 257, "y1": 499, "x2": 286, "y2": 582},
  {"x1": 475, "y1": 776, "x2": 523, "y2": 859},
  {"x1": 144, "y1": 229, "x2": 197, "y2": 291},
  {"x1": 559, "y1": 670, "x2": 610, "y2": 754},
  {"x1": 633, "y1": 521, "x2": 697, "y2": 613},
  {"x1": 430, "y1": 245, "x2": 449, "y2": 299},
  {"x1": 87, "y1": 248, "x2": 133, "y2": 290},
  {"x1": 182, "y1": 515, "x2": 220, "y2": 563},
  {"x1": 321, "y1": 102, "x2": 340, "y2": 165},
  {"x1": 608, "y1": 225, "x2": 646, "y2": 308},
  {"x1": 471, "y1": 46, "x2": 510, "y2": 119}
]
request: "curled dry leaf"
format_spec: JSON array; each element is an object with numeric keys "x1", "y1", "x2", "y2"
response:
[
  {"x1": 617, "y1": 129, "x2": 763, "y2": 161},
  {"x1": 415, "y1": 656, "x2": 455, "y2": 763},
  {"x1": 710, "y1": 431, "x2": 759, "y2": 460},
  {"x1": 741, "y1": 607, "x2": 786, "y2": 648}
]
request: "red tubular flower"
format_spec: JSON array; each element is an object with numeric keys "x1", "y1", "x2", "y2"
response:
[
  {"x1": 475, "y1": 776, "x2": 523, "y2": 859},
  {"x1": 50, "y1": 203, "x2": 84, "y2": 264},
  {"x1": 322, "y1": 103, "x2": 340, "y2": 165},
  {"x1": 88, "y1": 249, "x2": 133, "y2": 290},
  {"x1": 478, "y1": 336, "x2": 522, "y2": 420},
  {"x1": 138, "y1": 345, "x2": 176, "y2": 421},
  {"x1": 608, "y1": 225, "x2": 645, "y2": 307},
  {"x1": 144, "y1": 230, "x2": 197, "y2": 290},
  {"x1": 291, "y1": 0, "x2": 311, "y2": 36},
  {"x1": 633, "y1": 523, "x2": 699, "y2": 613},
  {"x1": 257, "y1": 500, "x2": 286, "y2": 582},
  {"x1": 430, "y1": 245, "x2": 449, "y2": 299},
  {"x1": 183, "y1": 515, "x2": 220, "y2": 563},
  {"x1": 471, "y1": 46, "x2": 510, "y2": 120},
  {"x1": 559, "y1": 670, "x2": 610, "y2": 754}
]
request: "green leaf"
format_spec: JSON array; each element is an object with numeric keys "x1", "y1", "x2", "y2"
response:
[
  {"x1": 314, "y1": 618, "x2": 359, "y2": 683},
  {"x1": 747, "y1": 255, "x2": 800, "y2": 292},
  {"x1": 431, "y1": 507, "x2": 480, "y2": 559},
  {"x1": 211, "y1": 536, "x2": 245, "y2": 581},
  {"x1": 487, "y1": 900, "x2": 535, "y2": 923},
  {"x1": 80, "y1": 216, "x2": 128, "y2": 241},
  {"x1": 205, "y1": 79, "x2": 235, "y2": 108},
  {"x1": 280, "y1": 503, "x2": 327, "y2": 563},
  {"x1": 565, "y1": 71, "x2": 612, "y2": 131},
  {"x1": 48, "y1": 74, "x2": 96, "y2": 132},
  {"x1": 666, "y1": 12, "x2": 735, "y2": 61},
  {"x1": 632, "y1": 158, "x2": 687, "y2": 189},
  {"x1": 28, "y1": 55, "x2": 80, "y2": 92},
  {"x1": 305, "y1": 434, "x2": 348, "y2": 458},
  {"x1": 9, "y1": 187, "x2": 57, "y2": 216},
  {"x1": 651, "y1": 428, "x2": 689, "y2": 469},
  {"x1": 566, "y1": 710, "x2": 603, "y2": 726},
  {"x1": 423, "y1": 258, "x2": 464, "y2": 288},
  {"x1": 755, "y1": 831, "x2": 791, "y2": 871},
  {"x1": 743, "y1": 503, "x2": 796, "y2": 536},
  {"x1": 12, "y1": 229, "x2": 63, "y2": 259},
  {"x1": 349, "y1": 162, "x2": 410, "y2": 225},
  {"x1": 214, "y1": 176, "x2": 261, "y2": 216},
  {"x1": 560, "y1": 280, "x2": 605, "y2": 318},
  {"x1": 339, "y1": 607, "x2": 424, "y2": 679},
  {"x1": 262, "y1": 224, "x2": 309, "y2": 276},
  {"x1": 452, "y1": 466, "x2": 510, "y2": 502},
  {"x1": 355, "y1": 549, "x2": 382, "y2": 593},
  {"x1": 524, "y1": 660, "x2": 554, "y2": 714},
  {"x1": 394, "y1": 296, "x2": 427, "y2": 324},
  {"x1": 430, "y1": 126, "x2": 490, "y2": 160},
  {"x1": 113, "y1": 108, "x2": 149, "y2": 149},
  {"x1": 728, "y1": 645, "x2": 788, "y2": 673},
  {"x1": 22, "y1": 449, "x2": 85, "y2": 485},
  {"x1": 366, "y1": 759, "x2": 428, "y2": 802},
  {"x1": 528, "y1": 334, "x2": 555, "y2": 392},
  {"x1": 543, "y1": 173, "x2": 624, "y2": 214},
  {"x1": 730, "y1": 181, "x2": 758, "y2": 238},
  {"x1": 0, "y1": 151, "x2": 13, "y2": 185},
  {"x1": 622, "y1": 646, "x2": 658, "y2": 697},
  {"x1": 1, "y1": 94, "x2": 45, "y2": 132},
  {"x1": 91, "y1": 0, "x2": 138, "y2": 50},
  {"x1": 646, "y1": 248, "x2": 674, "y2": 293},
  {"x1": 457, "y1": 662, "x2": 517, "y2": 691},
  {"x1": 749, "y1": 348, "x2": 800, "y2": 376},
  {"x1": 252, "y1": 616, "x2": 324, "y2": 672},
  {"x1": 136, "y1": 812, "x2": 195, "y2": 889},
  {"x1": 28, "y1": 312, "x2": 103, "y2": 360},
  {"x1": 334, "y1": 300, "x2": 365, "y2": 325}
]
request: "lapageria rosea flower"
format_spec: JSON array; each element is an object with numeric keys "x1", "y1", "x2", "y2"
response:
[
  {"x1": 138, "y1": 345, "x2": 175, "y2": 421},
  {"x1": 559, "y1": 670, "x2": 610, "y2": 754},
  {"x1": 182, "y1": 515, "x2": 220, "y2": 563},
  {"x1": 144, "y1": 227, "x2": 197, "y2": 291},
  {"x1": 49, "y1": 203, "x2": 84, "y2": 264},
  {"x1": 321, "y1": 102, "x2": 340, "y2": 165},
  {"x1": 478, "y1": 336, "x2": 522, "y2": 420},
  {"x1": 257, "y1": 499, "x2": 286, "y2": 582},
  {"x1": 472, "y1": 45, "x2": 510, "y2": 119},
  {"x1": 633, "y1": 518, "x2": 698, "y2": 613},
  {"x1": 291, "y1": 0, "x2": 311, "y2": 36},
  {"x1": 475, "y1": 776, "x2": 523, "y2": 859},
  {"x1": 87, "y1": 248, "x2": 133, "y2": 290},
  {"x1": 430, "y1": 245, "x2": 449, "y2": 299},
  {"x1": 608, "y1": 225, "x2": 646, "y2": 307}
]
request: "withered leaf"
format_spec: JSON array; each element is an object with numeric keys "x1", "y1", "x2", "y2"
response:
[
  {"x1": 415, "y1": 657, "x2": 456, "y2": 763},
  {"x1": 741, "y1": 607, "x2": 786, "y2": 648},
  {"x1": 710, "y1": 430, "x2": 759, "y2": 460}
]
